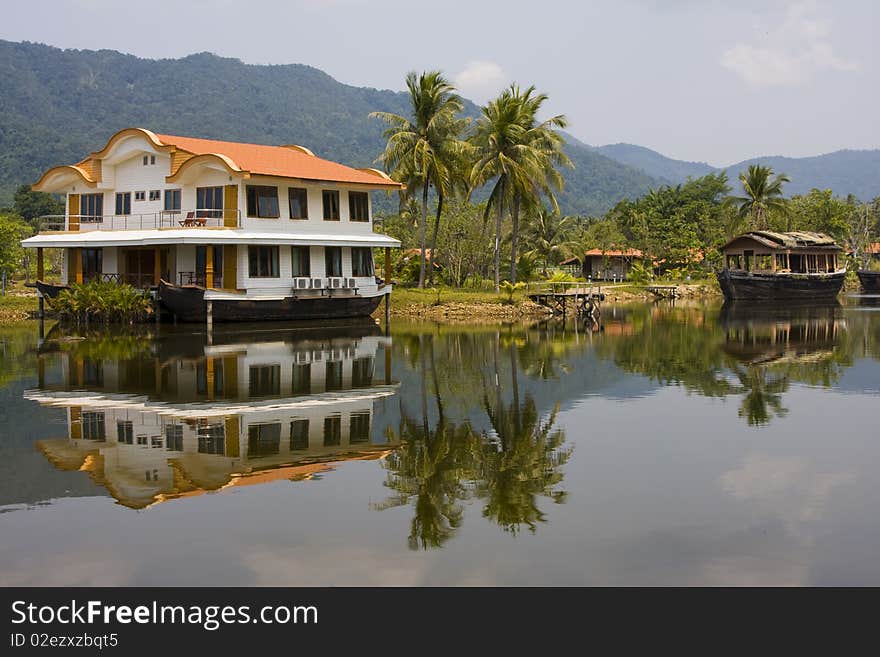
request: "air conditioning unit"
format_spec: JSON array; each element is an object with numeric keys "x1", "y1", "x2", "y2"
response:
[
  {"x1": 310, "y1": 278, "x2": 324, "y2": 290},
  {"x1": 329, "y1": 277, "x2": 343, "y2": 289},
  {"x1": 294, "y1": 277, "x2": 309, "y2": 290},
  {"x1": 331, "y1": 349, "x2": 342, "y2": 360},
  {"x1": 346, "y1": 278, "x2": 357, "y2": 289},
  {"x1": 295, "y1": 352, "x2": 308, "y2": 363}
]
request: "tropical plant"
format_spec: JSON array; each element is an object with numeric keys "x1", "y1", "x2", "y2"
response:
[
  {"x1": 727, "y1": 164, "x2": 790, "y2": 230},
  {"x1": 470, "y1": 84, "x2": 571, "y2": 290},
  {"x1": 523, "y1": 207, "x2": 575, "y2": 276},
  {"x1": 499, "y1": 280, "x2": 525, "y2": 304},
  {"x1": 370, "y1": 71, "x2": 469, "y2": 288},
  {"x1": 50, "y1": 281, "x2": 153, "y2": 324}
]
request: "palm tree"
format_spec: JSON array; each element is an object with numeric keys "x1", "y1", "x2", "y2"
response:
[
  {"x1": 371, "y1": 71, "x2": 468, "y2": 288},
  {"x1": 523, "y1": 207, "x2": 575, "y2": 277},
  {"x1": 470, "y1": 85, "x2": 571, "y2": 290},
  {"x1": 727, "y1": 164, "x2": 790, "y2": 230}
]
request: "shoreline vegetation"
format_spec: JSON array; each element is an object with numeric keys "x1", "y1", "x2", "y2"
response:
[{"x1": 0, "y1": 280, "x2": 726, "y2": 324}]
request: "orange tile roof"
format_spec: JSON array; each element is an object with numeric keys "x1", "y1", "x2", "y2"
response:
[
  {"x1": 154, "y1": 133, "x2": 401, "y2": 188},
  {"x1": 583, "y1": 248, "x2": 643, "y2": 257}
]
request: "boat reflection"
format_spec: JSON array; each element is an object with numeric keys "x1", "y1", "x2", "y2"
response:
[
  {"x1": 719, "y1": 302, "x2": 846, "y2": 425},
  {"x1": 26, "y1": 321, "x2": 398, "y2": 509}
]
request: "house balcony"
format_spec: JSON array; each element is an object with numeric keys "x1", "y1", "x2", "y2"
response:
[{"x1": 36, "y1": 209, "x2": 241, "y2": 233}]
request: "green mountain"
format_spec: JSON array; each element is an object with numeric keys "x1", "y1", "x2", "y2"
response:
[
  {"x1": 596, "y1": 142, "x2": 880, "y2": 200},
  {"x1": 0, "y1": 39, "x2": 660, "y2": 215},
  {"x1": 595, "y1": 143, "x2": 715, "y2": 185}
]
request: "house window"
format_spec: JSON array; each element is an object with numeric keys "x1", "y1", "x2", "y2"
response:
[
  {"x1": 134, "y1": 191, "x2": 146, "y2": 201},
  {"x1": 81, "y1": 248, "x2": 102, "y2": 282},
  {"x1": 196, "y1": 186, "x2": 223, "y2": 218},
  {"x1": 246, "y1": 185, "x2": 280, "y2": 218},
  {"x1": 150, "y1": 155, "x2": 156, "y2": 165},
  {"x1": 290, "y1": 419, "x2": 309, "y2": 450},
  {"x1": 349, "y1": 191, "x2": 369, "y2": 222},
  {"x1": 197, "y1": 423, "x2": 225, "y2": 454},
  {"x1": 350, "y1": 411, "x2": 370, "y2": 444},
  {"x1": 137, "y1": 435, "x2": 148, "y2": 446},
  {"x1": 81, "y1": 411, "x2": 106, "y2": 441},
  {"x1": 143, "y1": 156, "x2": 149, "y2": 165},
  {"x1": 115, "y1": 192, "x2": 131, "y2": 216},
  {"x1": 164, "y1": 189, "x2": 181, "y2": 212},
  {"x1": 149, "y1": 190, "x2": 161, "y2": 201},
  {"x1": 291, "y1": 246, "x2": 311, "y2": 277},
  {"x1": 249, "y1": 364, "x2": 281, "y2": 397},
  {"x1": 248, "y1": 246, "x2": 279, "y2": 278},
  {"x1": 351, "y1": 356, "x2": 374, "y2": 387},
  {"x1": 322, "y1": 190, "x2": 339, "y2": 221},
  {"x1": 292, "y1": 363, "x2": 311, "y2": 394},
  {"x1": 323, "y1": 415, "x2": 342, "y2": 446},
  {"x1": 325, "y1": 246, "x2": 342, "y2": 277},
  {"x1": 117, "y1": 420, "x2": 133, "y2": 445},
  {"x1": 248, "y1": 423, "x2": 281, "y2": 458},
  {"x1": 80, "y1": 193, "x2": 103, "y2": 222},
  {"x1": 351, "y1": 247, "x2": 373, "y2": 277},
  {"x1": 288, "y1": 188, "x2": 308, "y2": 219},
  {"x1": 325, "y1": 361, "x2": 343, "y2": 391},
  {"x1": 165, "y1": 424, "x2": 183, "y2": 451}
]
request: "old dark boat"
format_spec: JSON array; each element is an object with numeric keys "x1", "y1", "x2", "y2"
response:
[
  {"x1": 158, "y1": 279, "x2": 386, "y2": 323},
  {"x1": 717, "y1": 231, "x2": 845, "y2": 302},
  {"x1": 856, "y1": 270, "x2": 880, "y2": 293},
  {"x1": 34, "y1": 280, "x2": 70, "y2": 299}
]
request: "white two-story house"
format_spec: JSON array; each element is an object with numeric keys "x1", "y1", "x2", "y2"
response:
[{"x1": 23, "y1": 127, "x2": 402, "y2": 322}]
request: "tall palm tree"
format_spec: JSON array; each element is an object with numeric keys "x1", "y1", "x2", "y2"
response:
[
  {"x1": 470, "y1": 85, "x2": 571, "y2": 290},
  {"x1": 727, "y1": 164, "x2": 790, "y2": 230},
  {"x1": 371, "y1": 71, "x2": 468, "y2": 288},
  {"x1": 523, "y1": 207, "x2": 575, "y2": 277}
]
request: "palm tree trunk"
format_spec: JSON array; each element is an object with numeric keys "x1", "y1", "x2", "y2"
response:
[
  {"x1": 428, "y1": 193, "x2": 443, "y2": 286},
  {"x1": 418, "y1": 180, "x2": 429, "y2": 289},
  {"x1": 493, "y1": 181, "x2": 504, "y2": 292},
  {"x1": 509, "y1": 195, "x2": 520, "y2": 283}
]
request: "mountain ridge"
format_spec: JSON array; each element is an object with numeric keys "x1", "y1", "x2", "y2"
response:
[{"x1": 0, "y1": 39, "x2": 876, "y2": 214}]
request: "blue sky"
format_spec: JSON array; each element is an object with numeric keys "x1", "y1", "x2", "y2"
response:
[{"x1": 1, "y1": 0, "x2": 876, "y2": 165}]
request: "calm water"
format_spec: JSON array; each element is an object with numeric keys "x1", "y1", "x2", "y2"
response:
[{"x1": 1, "y1": 300, "x2": 879, "y2": 586}]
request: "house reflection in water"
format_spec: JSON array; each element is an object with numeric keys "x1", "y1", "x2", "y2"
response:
[{"x1": 27, "y1": 322, "x2": 398, "y2": 509}]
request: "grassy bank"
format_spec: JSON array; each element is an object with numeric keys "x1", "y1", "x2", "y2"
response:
[{"x1": 0, "y1": 282, "x2": 39, "y2": 322}]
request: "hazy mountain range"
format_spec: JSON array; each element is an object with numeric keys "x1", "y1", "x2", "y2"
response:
[{"x1": 1, "y1": 40, "x2": 877, "y2": 214}]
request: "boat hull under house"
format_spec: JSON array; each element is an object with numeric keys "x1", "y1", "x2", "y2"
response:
[{"x1": 22, "y1": 128, "x2": 402, "y2": 321}]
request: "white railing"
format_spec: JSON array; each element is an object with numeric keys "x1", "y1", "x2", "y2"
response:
[{"x1": 36, "y1": 209, "x2": 241, "y2": 232}]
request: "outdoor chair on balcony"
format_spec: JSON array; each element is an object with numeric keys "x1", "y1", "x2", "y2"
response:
[{"x1": 178, "y1": 212, "x2": 207, "y2": 227}]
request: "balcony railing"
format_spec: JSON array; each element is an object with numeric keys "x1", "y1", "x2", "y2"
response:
[{"x1": 36, "y1": 209, "x2": 241, "y2": 232}]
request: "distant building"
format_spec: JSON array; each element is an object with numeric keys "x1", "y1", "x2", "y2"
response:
[{"x1": 564, "y1": 248, "x2": 644, "y2": 280}]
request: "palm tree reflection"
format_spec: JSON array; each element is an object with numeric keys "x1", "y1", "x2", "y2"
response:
[{"x1": 377, "y1": 331, "x2": 570, "y2": 548}]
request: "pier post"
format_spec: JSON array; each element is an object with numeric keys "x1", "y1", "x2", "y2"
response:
[
  {"x1": 206, "y1": 299, "x2": 213, "y2": 336},
  {"x1": 37, "y1": 248, "x2": 44, "y2": 282},
  {"x1": 384, "y1": 246, "x2": 391, "y2": 332},
  {"x1": 38, "y1": 295, "x2": 44, "y2": 320}
]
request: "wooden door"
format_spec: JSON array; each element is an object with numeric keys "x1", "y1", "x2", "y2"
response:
[
  {"x1": 68, "y1": 194, "x2": 80, "y2": 231},
  {"x1": 224, "y1": 185, "x2": 238, "y2": 227},
  {"x1": 223, "y1": 245, "x2": 237, "y2": 289}
]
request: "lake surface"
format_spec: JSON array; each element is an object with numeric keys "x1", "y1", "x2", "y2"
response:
[{"x1": 1, "y1": 299, "x2": 879, "y2": 586}]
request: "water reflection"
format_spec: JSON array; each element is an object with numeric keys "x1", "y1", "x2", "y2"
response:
[
  {"x1": 377, "y1": 331, "x2": 570, "y2": 549},
  {"x1": 27, "y1": 320, "x2": 398, "y2": 509}
]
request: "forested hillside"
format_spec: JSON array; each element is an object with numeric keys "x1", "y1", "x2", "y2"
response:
[{"x1": 0, "y1": 40, "x2": 660, "y2": 214}]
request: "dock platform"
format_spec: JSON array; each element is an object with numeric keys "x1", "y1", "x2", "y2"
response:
[{"x1": 528, "y1": 282, "x2": 605, "y2": 316}]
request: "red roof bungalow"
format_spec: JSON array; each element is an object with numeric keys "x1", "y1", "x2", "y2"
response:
[{"x1": 561, "y1": 248, "x2": 644, "y2": 280}]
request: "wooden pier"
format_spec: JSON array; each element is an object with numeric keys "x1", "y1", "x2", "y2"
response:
[
  {"x1": 528, "y1": 282, "x2": 605, "y2": 317},
  {"x1": 645, "y1": 285, "x2": 679, "y2": 299}
]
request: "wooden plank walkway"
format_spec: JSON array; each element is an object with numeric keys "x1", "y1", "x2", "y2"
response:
[
  {"x1": 645, "y1": 285, "x2": 679, "y2": 298},
  {"x1": 528, "y1": 283, "x2": 605, "y2": 317}
]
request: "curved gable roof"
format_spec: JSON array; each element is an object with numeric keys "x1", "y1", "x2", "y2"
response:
[{"x1": 154, "y1": 133, "x2": 402, "y2": 188}]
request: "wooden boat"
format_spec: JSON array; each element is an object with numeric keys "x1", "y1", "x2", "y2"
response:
[
  {"x1": 856, "y1": 270, "x2": 880, "y2": 293},
  {"x1": 717, "y1": 231, "x2": 845, "y2": 302},
  {"x1": 34, "y1": 280, "x2": 70, "y2": 299},
  {"x1": 158, "y1": 279, "x2": 385, "y2": 323}
]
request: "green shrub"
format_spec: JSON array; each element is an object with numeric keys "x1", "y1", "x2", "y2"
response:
[
  {"x1": 499, "y1": 280, "x2": 526, "y2": 304},
  {"x1": 50, "y1": 281, "x2": 153, "y2": 324},
  {"x1": 628, "y1": 261, "x2": 652, "y2": 285}
]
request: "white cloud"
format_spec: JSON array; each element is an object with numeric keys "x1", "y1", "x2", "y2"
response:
[
  {"x1": 453, "y1": 60, "x2": 507, "y2": 104},
  {"x1": 721, "y1": 1, "x2": 858, "y2": 88}
]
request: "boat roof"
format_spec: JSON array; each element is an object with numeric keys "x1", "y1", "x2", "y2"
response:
[{"x1": 721, "y1": 231, "x2": 841, "y2": 252}]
